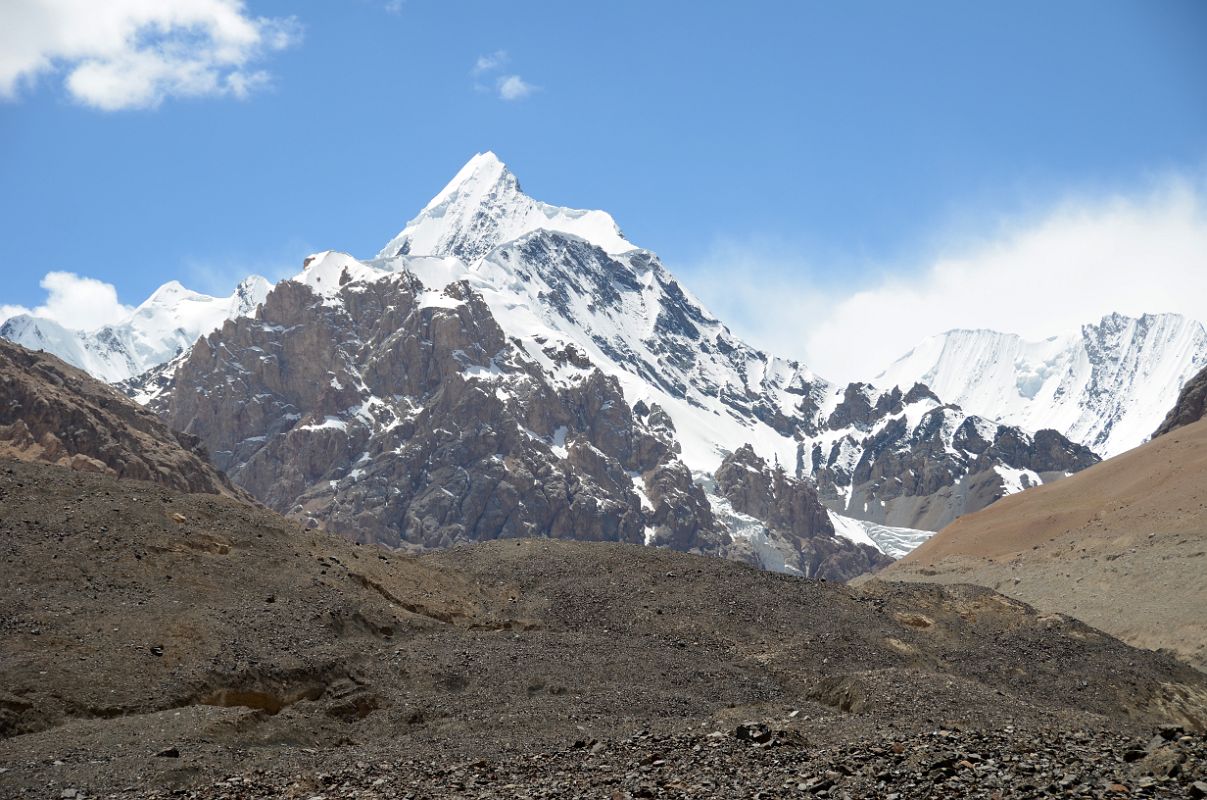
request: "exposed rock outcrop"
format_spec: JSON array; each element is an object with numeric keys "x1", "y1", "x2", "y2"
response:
[
  {"x1": 1153, "y1": 363, "x2": 1207, "y2": 438},
  {"x1": 159, "y1": 272, "x2": 723, "y2": 553},
  {"x1": 807, "y1": 382, "x2": 1099, "y2": 530},
  {"x1": 122, "y1": 154, "x2": 1106, "y2": 557},
  {"x1": 0, "y1": 339, "x2": 242, "y2": 497},
  {"x1": 715, "y1": 445, "x2": 892, "y2": 580}
]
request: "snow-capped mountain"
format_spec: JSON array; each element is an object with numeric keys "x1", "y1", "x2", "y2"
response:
[
  {"x1": 0, "y1": 152, "x2": 1112, "y2": 563},
  {"x1": 877, "y1": 313, "x2": 1207, "y2": 457},
  {"x1": 0, "y1": 276, "x2": 271, "y2": 383},
  {"x1": 378, "y1": 152, "x2": 631, "y2": 262},
  {"x1": 132, "y1": 152, "x2": 1096, "y2": 571}
]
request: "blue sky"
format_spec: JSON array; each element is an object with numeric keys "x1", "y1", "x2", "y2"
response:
[{"x1": 2, "y1": 0, "x2": 1206, "y2": 377}]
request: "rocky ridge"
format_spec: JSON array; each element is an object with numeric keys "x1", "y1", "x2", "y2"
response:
[
  {"x1": 806, "y1": 381, "x2": 1099, "y2": 530},
  {"x1": 1, "y1": 276, "x2": 271, "y2": 383},
  {"x1": 878, "y1": 313, "x2": 1207, "y2": 457},
  {"x1": 1153, "y1": 363, "x2": 1207, "y2": 438},
  {"x1": 129, "y1": 155, "x2": 1098, "y2": 570},
  {"x1": 150, "y1": 267, "x2": 886, "y2": 579},
  {"x1": 0, "y1": 339, "x2": 242, "y2": 497}
]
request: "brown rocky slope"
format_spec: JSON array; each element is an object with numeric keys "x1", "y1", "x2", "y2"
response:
[
  {"x1": 2, "y1": 459, "x2": 1207, "y2": 797},
  {"x1": 868, "y1": 416, "x2": 1207, "y2": 670},
  {"x1": 0, "y1": 339, "x2": 242, "y2": 498}
]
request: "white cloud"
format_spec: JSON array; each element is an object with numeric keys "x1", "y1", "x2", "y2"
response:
[
  {"x1": 685, "y1": 177, "x2": 1207, "y2": 384},
  {"x1": 1, "y1": 272, "x2": 133, "y2": 330},
  {"x1": 472, "y1": 49, "x2": 508, "y2": 76},
  {"x1": 0, "y1": 0, "x2": 300, "y2": 110},
  {"x1": 497, "y1": 74, "x2": 535, "y2": 101},
  {"x1": 469, "y1": 51, "x2": 537, "y2": 100}
]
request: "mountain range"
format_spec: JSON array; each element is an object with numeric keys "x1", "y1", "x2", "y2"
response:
[
  {"x1": 877, "y1": 313, "x2": 1207, "y2": 457},
  {"x1": 2, "y1": 153, "x2": 1202, "y2": 568},
  {"x1": 0, "y1": 276, "x2": 271, "y2": 383}
]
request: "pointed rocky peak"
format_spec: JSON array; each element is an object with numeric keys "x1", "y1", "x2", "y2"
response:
[
  {"x1": 377, "y1": 152, "x2": 631, "y2": 263},
  {"x1": 422, "y1": 150, "x2": 517, "y2": 213}
]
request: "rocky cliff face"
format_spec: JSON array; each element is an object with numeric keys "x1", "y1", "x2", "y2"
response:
[
  {"x1": 1152, "y1": 363, "x2": 1207, "y2": 439},
  {"x1": 155, "y1": 269, "x2": 888, "y2": 580},
  {"x1": 0, "y1": 339, "x2": 241, "y2": 497},
  {"x1": 715, "y1": 445, "x2": 892, "y2": 578},
  {"x1": 806, "y1": 382, "x2": 1099, "y2": 530},
  {"x1": 159, "y1": 271, "x2": 722, "y2": 553}
]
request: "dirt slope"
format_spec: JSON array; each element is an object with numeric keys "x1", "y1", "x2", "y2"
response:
[
  {"x1": 0, "y1": 339, "x2": 243, "y2": 498},
  {"x1": 874, "y1": 417, "x2": 1207, "y2": 669},
  {"x1": 2, "y1": 459, "x2": 1207, "y2": 797}
]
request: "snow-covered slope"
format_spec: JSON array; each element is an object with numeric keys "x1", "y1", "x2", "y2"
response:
[
  {"x1": 877, "y1": 314, "x2": 1207, "y2": 457},
  {"x1": 378, "y1": 151, "x2": 632, "y2": 262},
  {"x1": 0, "y1": 276, "x2": 271, "y2": 383}
]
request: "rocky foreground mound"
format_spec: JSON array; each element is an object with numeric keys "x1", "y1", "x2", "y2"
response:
[
  {"x1": 0, "y1": 339, "x2": 242, "y2": 498},
  {"x1": 2, "y1": 460, "x2": 1206, "y2": 798}
]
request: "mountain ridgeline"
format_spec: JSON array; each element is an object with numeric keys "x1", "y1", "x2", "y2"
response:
[
  {"x1": 16, "y1": 153, "x2": 1207, "y2": 574},
  {"x1": 878, "y1": 314, "x2": 1207, "y2": 458},
  {"x1": 62, "y1": 152, "x2": 1103, "y2": 579}
]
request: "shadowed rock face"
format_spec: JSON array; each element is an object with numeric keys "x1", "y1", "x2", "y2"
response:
[
  {"x1": 716, "y1": 444, "x2": 892, "y2": 579},
  {"x1": 0, "y1": 338, "x2": 242, "y2": 498},
  {"x1": 808, "y1": 382, "x2": 1100, "y2": 530},
  {"x1": 157, "y1": 273, "x2": 726, "y2": 554},
  {"x1": 1153, "y1": 363, "x2": 1207, "y2": 438}
]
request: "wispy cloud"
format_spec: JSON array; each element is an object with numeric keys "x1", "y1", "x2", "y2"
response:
[
  {"x1": 180, "y1": 238, "x2": 312, "y2": 296},
  {"x1": 685, "y1": 175, "x2": 1207, "y2": 383},
  {"x1": 0, "y1": 0, "x2": 301, "y2": 111},
  {"x1": 383, "y1": 0, "x2": 404, "y2": 15},
  {"x1": 472, "y1": 49, "x2": 508, "y2": 76},
  {"x1": 471, "y1": 50, "x2": 537, "y2": 101},
  {"x1": 496, "y1": 74, "x2": 535, "y2": 101},
  {"x1": 0, "y1": 272, "x2": 133, "y2": 330}
]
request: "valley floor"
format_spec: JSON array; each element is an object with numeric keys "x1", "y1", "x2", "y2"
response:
[{"x1": 2, "y1": 460, "x2": 1206, "y2": 798}]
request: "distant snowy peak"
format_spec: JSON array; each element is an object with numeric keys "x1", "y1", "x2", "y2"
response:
[
  {"x1": 877, "y1": 312, "x2": 1207, "y2": 457},
  {"x1": 376, "y1": 151, "x2": 632, "y2": 263},
  {"x1": 0, "y1": 315, "x2": 101, "y2": 374},
  {"x1": 0, "y1": 275, "x2": 271, "y2": 383}
]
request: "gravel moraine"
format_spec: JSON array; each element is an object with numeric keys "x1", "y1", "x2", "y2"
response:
[{"x1": 122, "y1": 725, "x2": 1207, "y2": 800}]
